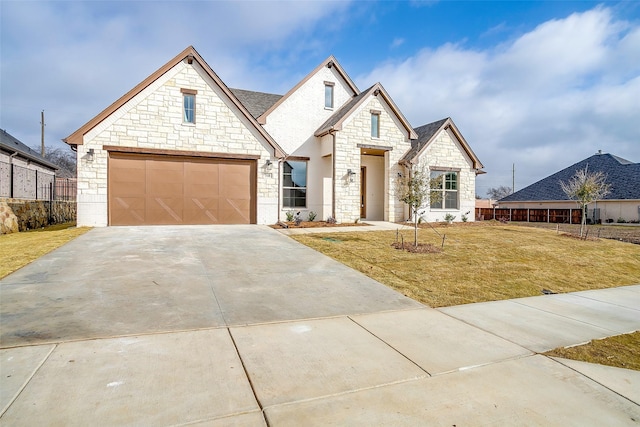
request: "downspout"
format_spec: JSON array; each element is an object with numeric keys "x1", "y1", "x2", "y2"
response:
[{"x1": 331, "y1": 130, "x2": 337, "y2": 220}]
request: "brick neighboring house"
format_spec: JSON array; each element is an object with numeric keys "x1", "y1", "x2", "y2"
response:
[
  {"x1": 498, "y1": 152, "x2": 640, "y2": 223},
  {"x1": 1, "y1": 129, "x2": 58, "y2": 200},
  {"x1": 65, "y1": 46, "x2": 484, "y2": 226}
]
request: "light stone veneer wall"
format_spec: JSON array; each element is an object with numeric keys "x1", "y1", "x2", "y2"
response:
[
  {"x1": 416, "y1": 128, "x2": 476, "y2": 222},
  {"x1": 263, "y1": 65, "x2": 354, "y2": 155},
  {"x1": 263, "y1": 63, "x2": 355, "y2": 221},
  {"x1": 334, "y1": 95, "x2": 411, "y2": 223},
  {"x1": 77, "y1": 60, "x2": 278, "y2": 226}
]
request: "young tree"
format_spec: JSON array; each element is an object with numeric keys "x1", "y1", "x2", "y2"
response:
[
  {"x1": 396, "y1": 164, "x2": 443, "y2": 247},
  {"x1": 560, "y1": 166, "x2": 610, "y2": 238},
  {"x1": 486, "y1": 186, "x2": 512, "y2": 200}
]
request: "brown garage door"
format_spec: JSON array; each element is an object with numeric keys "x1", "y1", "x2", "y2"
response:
[{"x1": 109, "y1": 153, "x2": 256, "y2": 225}]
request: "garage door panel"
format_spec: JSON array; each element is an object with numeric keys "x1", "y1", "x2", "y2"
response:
[
  {"x1": 184, "y1": 197, "x2": 220, "y2": 223},
  {"x1": 111, "y1": 197, "x2": 146, "y2": 225},
  {"x1": 109, "y1": 153, "x2": 255, "y2": 225}
]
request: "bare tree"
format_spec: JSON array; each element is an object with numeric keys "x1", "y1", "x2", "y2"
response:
[
  {"x1": 396, "y1": 164, "x2": 442, "y2": 247},
  {"x1": 486, "y1": 186, "x2": 512, "y2": 200},
  {"x1": 560, "y1": 166, "x2": 610, "y2": 238},
  {"x1": 32, "y1": 146, "x2": 77, "y2": 178}
]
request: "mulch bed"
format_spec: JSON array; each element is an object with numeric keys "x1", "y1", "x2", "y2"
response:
[{"x1": 270, "y1": 221, "x2": 369, "y2": 229}]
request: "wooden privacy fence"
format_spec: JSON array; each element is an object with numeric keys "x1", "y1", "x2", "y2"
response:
[{"x1": 475, "y1": 208, "x2": 583, "y2": 224}]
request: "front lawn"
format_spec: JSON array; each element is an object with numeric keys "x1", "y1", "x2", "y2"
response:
[
  {"x1": 0, "y1": 223, "x2": 91, "y2": 279},
  {"x1": 292, "y1": 223, "x2": 640, "y2": 307},
  {"x1": 545, "y1": 331, "x2": 640, "y2": 371}
]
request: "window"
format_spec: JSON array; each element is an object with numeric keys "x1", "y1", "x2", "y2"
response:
[
  {"x1": 324, "y1": 82, "x2": 334, "y2": 109},
  {"x1": 430, "y1": 170, "x2": 459, "y2": 209},
  {"x1": 371, "y1": 112, "x2": 380, "y2": 138},
  {"x1": 181, "y1": 89, "x2": 197, "y2": 124},
  {"x1": 283, "y1": 161, "x2": 307, "y2": 207}
]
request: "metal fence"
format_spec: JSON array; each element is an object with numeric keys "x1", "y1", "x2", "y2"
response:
[{"x1": 0, "y1": 160, "x2": 76, "y2": 201}]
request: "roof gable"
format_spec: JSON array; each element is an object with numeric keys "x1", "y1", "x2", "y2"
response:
[
  {"x1": 0, "y1": 129, "x2": 58, "y2": 170},
  {"x1": 499, "y1": 153, "x2": 640, "y2": 202},
  {"x1": 401, "y1": 117, "x2": 483, "y2": 170},
  {"x1": 64, "y1": 46, "x2": 284, "y2": 157},
  {"x1": 257, "y1": 56, "x2": 359, "y2": 125},
  {"x1": 314, "y1": 83, "x2": 418, "y2": 140}
]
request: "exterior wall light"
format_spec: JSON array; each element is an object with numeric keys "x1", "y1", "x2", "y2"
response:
[
  {"x1": 265, "y1": 159, "x2": 273, "y2": 171},
  {"x1": 86, "y1": 148, "x2": 95, "y2": 162},
  {"x1": 347, "y1": 169, "x2": 356, "y2": 183}
]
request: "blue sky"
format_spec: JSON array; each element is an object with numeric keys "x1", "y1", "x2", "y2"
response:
[{"x1": 1, "y1": 0, "x2": 639, "y2": 196}]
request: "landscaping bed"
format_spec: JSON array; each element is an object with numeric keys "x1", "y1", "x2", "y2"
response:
[{"x1": 271, "y1": 221, "x2": 369, "y2": 229}]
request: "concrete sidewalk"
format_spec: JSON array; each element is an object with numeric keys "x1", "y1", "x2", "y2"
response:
[{"x1": 1, "y1": 226, "x2": 639, "y2": 425}]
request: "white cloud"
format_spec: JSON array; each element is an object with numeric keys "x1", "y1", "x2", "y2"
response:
[
  {"x1": 356, "y1": 6, "x2": 640, "y2": 196},
  {"x1": 0, "y1": 1, "x2": 351, "y2": 150},
  {"x1": 390, "y1": 37, "x2": 405, "y2": 49}
]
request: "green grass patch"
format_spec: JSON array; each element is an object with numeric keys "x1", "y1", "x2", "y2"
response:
[
  {"x1": 0, "y1": 223, "x2": 91, "y2": 279},
  {"x1": 545, "y1": 331, "x2": 640, "y2": 371},
  {"x1": 292, "y1": 223, "x2": 640, "y2": 307}
]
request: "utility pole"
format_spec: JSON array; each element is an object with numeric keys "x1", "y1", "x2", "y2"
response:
[
  {"x1": 512, "y1": 163, "x2": 515, "y2": 194},
  {"x1": 40, "y1": 110, "x2": 45, "y2": 157}
]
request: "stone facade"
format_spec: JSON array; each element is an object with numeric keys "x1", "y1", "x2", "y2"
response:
[
  {"x1": 334, "y1": 96, "x2": 411, "y2": 223},
  {"x1": 78, "y1": 61, "x2": 278, "y2": 226},
  {"x1": 70, "y1": 48, "x2": 481, "y2": 227},
  {"x1": 415, "y1": 128, "x2": 477, "y2": 222},
  {"x1": 1, "y1": 198, "x2": 76, "y2": 232}
]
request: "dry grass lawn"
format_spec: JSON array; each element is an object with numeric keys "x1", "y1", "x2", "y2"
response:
[
  {"x1": 0, "y1": 223, "x2": 90, "y2": 279},
  {"x1": 545, "y1": 331, "x2": 640, "y2": 371},
  {"x1": 292, "y1": 223, "x2": 640, "y2": 307}
]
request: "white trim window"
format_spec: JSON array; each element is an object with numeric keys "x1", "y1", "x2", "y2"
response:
[
  {"x1": 430, "y1": 170, "x2": 459, "y2": 209},
  {"x1": 283, "y1": 160, "x2": 307, "y2": 208},
  {"x1": 371, "y1": 112, "x2": 380, "y2": 138},
  {"x1": 181, "y1": 88, "x2": 197, "y2": 124},
  {"x1": 324, "y1": 82, "x2": 334, "y2": 109}
]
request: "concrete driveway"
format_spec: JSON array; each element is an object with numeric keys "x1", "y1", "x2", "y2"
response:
[
  {"x1": 0, "y1": 226, "x2": 420, "y2": 347},
  {"x1": 1, "y1": 225, "x2": 639, "y2": 425}
]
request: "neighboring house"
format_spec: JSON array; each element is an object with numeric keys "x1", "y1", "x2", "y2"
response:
[
  {"x1": 498, "y1": 152, "x2": 640, "y2": 223},
  {"x1": 64, "y1": 46, "x2": 484, "y2": 226},
  {"x1": 0, "y1": 129, "x2": 58, "y2": 199}
]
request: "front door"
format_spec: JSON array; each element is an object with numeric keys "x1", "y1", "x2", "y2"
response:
[{"x1": 360, "y1": 166, "x2": 366, "y2": 218}]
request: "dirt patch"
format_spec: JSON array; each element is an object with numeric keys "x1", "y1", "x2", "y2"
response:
[
  {"x1": 391, "y1": 242, "x2": 442, "y2": 253},
  {"x1": 270, "y1": 221, "x2": 369, "y2": 229}
]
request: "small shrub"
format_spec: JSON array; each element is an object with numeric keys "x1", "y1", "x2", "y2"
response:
[
  {"x1": 617, "y1": 217, "x2": 627, "y2": 223},
  {"x1": 285, "y1": 211, "x2": 295, "y2": 222},
  {"x1": 444, "y1": 213, "x2": 456, "y2": 224},
  {"x1": 461, "y1": 211, "x2": 470, "y2": 222},
  {"x1": 326, "y1": 216, "x2": 337, "y2": 224},
  {"x1": 308, "y1": 211, "x2": 317, "y2": 222}
]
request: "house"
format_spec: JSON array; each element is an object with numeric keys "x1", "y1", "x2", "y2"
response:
[
  {"x1": 1, "y1": 129, "x2": 58, "y2": 200},
  {"x1": 498, "y1": 152, "x2": 640, "y2": 223},
  {"x1": 65, "y1": 46, "x2": 483, "y2": 226}
]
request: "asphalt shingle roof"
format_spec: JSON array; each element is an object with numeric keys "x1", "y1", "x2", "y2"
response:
[
  {"x1": 0, "y1": 129, "x2": 58, "y2": 170},
  {"x1": 499, "y1": 153, "x2": 640, "y2": 202},
  {"x1": 229, "y1": 88, "x2": 282, "y2": 119},
  {"x1": 400, "y1": 118, "x2": 449, "y2": 164}
]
